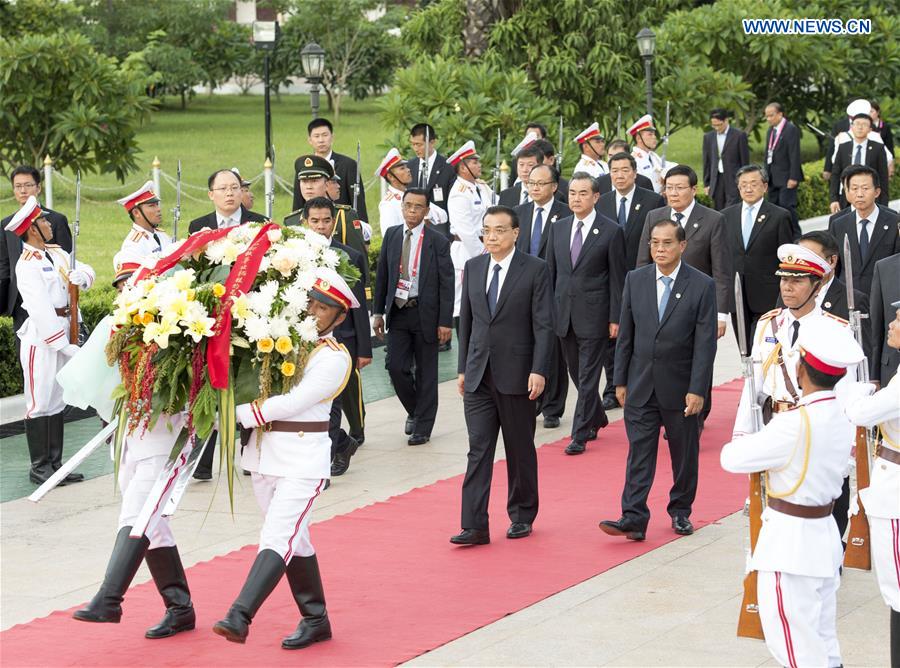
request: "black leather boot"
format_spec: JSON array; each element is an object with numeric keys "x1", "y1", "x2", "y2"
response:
[
  {"x1": 212, "y1": 549, "x2": 285, "y2": 644},
  {"x1": 73, "y1": 527, "x2": 150, "y2": 623},
  {"x1": 330, "y1": 436, "x2": 359, "y2": 477},
  {"x1": 144, "y1": 546, "x2": 196, "y2": 639},
  {"x1": 891, "y1": 609, "x2": 899, "y2": 668},
  {"x1": 281, "y1": 554, "x2": 332, "y2": 650},
  {"x1": 25, "y1": 417, "x2": 55, "y2": 485},
  {"x1": 48, "y1": 412, "x2": 83, "y2": 483}
]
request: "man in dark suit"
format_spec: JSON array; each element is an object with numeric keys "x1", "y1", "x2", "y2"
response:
[
  {"x1": 302, "y1": 197, "x2": 372, "y2": 477},
  {"x1": 546, "y1": 173, "x2": 626, "y2": 455},
  {"x1": 829, "y1": 113, "x2": 890, "y2": 212},
  {"x1": 702, "y1": 109, "x2": 750, "y2": 210},
  {"x1": 292, "y1": 118, "x2": 367, "y2": 222},
  {"x1": 600, "y1": 219, "x2": 717, "y2": 540},
  {"x1": 0, "y1": 165, "x2": 72, "y2": 333},
  {"x1": 723, "y1": 164, "x2": 794, "y2": 340},
  {"x1": 597, "y1": 152, "x2": 665, "y2": 409},
  {"x1": 763, "y1": 102, "x2": 804, "y2": 238},
  {"x1": 514, "y1": 164, "x2": 571, "y2": 428},
  {"x1": 407, "y1": 123, "x2": 456, "y2": 216},
  {"x1": 597, "y1": 139, "x2": 654, "y2": 195},
  {"x1": 870, "y1": 254, "x2": 900, "y2": 384},
  {"x1": 187, "y1": 169, "x2": 267, "y2": 235},
  {"x1": 534, "y1": 139, "x2": 570, "y2": 202},
  {"x1": 373, "y1": 188, "x2": 454, "y2": 445},
  {"x1": 498, "y1": 144, "x2": 543, "y2": 208},
  {"x1": 827, "y1": 165, "x2": 900, "y2": 297},
  {"x1": 450, "y1": 205, "x2": 553, "y2": 546}
]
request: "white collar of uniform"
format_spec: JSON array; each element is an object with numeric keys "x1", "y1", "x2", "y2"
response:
[
  {"x1": 672, "y1": 198, "x2": 696, "y2": 222},
  {"x1": 785, "y1": 308, "x2": 822, "y2": 328},
  {"x1": 490, "y1": 247, "x2": 515, "y2": 273},
  {"x1": 798, "y1": 389, "x2": 836, "y2": 406},
  {"x1": 816, "y1": 274, "x2": 835, "y2": 306},
  {"x1": 22, "y1": 242, "x2": 44, "y2": 254},
  {"x1": 855, "y1": 206, "x2": 879, "y2": 225},
  {"x1": 387, "y1": 184, "x2": 404, "y2": 198},
  {"x1": 656, "y1": 261, "x2": 681, "y2": 283}
]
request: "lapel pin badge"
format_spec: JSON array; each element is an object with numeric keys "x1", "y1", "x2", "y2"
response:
[
  {"x1": 824, "y1": 301, "x2": 832, "y2": 308},
  {"x1": 592, "y1": 228, "x2": 599, "y2": 234},
  {"x1": 885, "y1": 225, "x2": 889, "y2": 230},
  {"x1": 675, "y1": 293, "x2": 681, "y2": 299},
  {"x1": 759, "y1": 214, "x2": 766, "y2": 220},
  {"x1": 551, "y1": 215, "x2": 558, "y2": 222},
  {"x1": 693, "y1": 223, "x2": 699, "y2": 228},
  {"x1": 635, "y1": 204, "x2": 641, "y2": 211}
]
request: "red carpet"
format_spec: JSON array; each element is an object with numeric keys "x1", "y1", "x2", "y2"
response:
[{"x1": 2, "y1": 379, "x2": 745, "y2": 667}]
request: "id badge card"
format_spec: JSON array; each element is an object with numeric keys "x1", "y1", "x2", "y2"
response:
[
  {"x1": 433, "y1": 185, "x2": 444, "y2": 202},
  {"x1": 766, "y1": 149, "x2": 773, "y2": 164},
  {"x1": 395, "y1": 278, "x2": 411, "y2": 301}
]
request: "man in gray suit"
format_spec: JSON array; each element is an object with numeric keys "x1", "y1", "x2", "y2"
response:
[
  {"x1": 451, "y1": 206, "x2": 554, "y2": 545},
  {"x1": 870, "y1": 254, "x2": 900, "y2": 384},
  {"x1": 600, "y1": 219, "x2": 718, "y2": 540}
]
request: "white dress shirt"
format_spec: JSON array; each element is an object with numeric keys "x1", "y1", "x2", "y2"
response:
[
  {"x1": 655, "y1": 262, "x2": 682, "y2": 310},
  {"x1": 670, "y1": 199, "x2": 696, "y2": 227},
  {"x1": 216, "y1": 209, "x2": 242, "y2": 229},
  {"x1": 401, "y1": 222, "x2": 425, "y2": 299},
  {"x1": 569, "y1": 208, "x2": 597, "y2": 246},
  {"x1": 615, "y1": 185, "x2": 636, "y2": 219},
  {"x1": 716, "y1": 126, "x2": 729, "y2": 173},
  {"x1": 740, "y1": 198, "x2": 762, "y2": 233},
  {"x1": 850, "y1": 139, "x2": 868, "y2": 164},
  {"x1": 855, "y1": 206, "x2": 879, "y2": 242},
  {"x1": 486, "y1": 247, "x2": 515, "y2": 296}
]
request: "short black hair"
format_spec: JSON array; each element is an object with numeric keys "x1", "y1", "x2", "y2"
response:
[
  {"x1": 870, "y1": 100, "x2": 881, "y2": 113},
  {"x1": 402, "y1": 187, "x2": 429, "y2": 203},
  {"x1": 766, "y1": 101, "x2": 784, "y2": 114},
  {"x1": 799, "y1": 230, "x2": 839, "y2": 259},
  {"x1": 208, "y1": 169, "x2": 240, "y2": 190},
  {"x1": 526, "y1": 122, "x2": 548, "y2": 138},
  {"x1": 307, "y1": 118, "x2": 334, "y2": 135},
  {"x1": 841, "y1": 164, "x2": 880, "y2": 189},
  {"x1": 608, "y1": 151, "x2": 636, "y2": 171},
  {"x1": 735, "y1": 164, "x2": 768, "y2": 185},
  {"x1": 529, "y1": 163, "x2": 558, "y2": 184},
  {"x1": 517, "y1": 143, "x2": 545, "y2": 162},
  {"x1": 410, "y1": 123, "x2": 437, "y2": 140},
  {"x1": 607, "y1": 138, "x2": 629, "y2": 153},
  {"x1": 533, "y1": 138, "x2": 555, "y2": 159},
  {"x1": 570, "y1": 171, "x2": 599, "y2": 193},
  {"x1": 484, "y1": 205, "x2": 519, "y2": 229},
  {"x1": 664, "y1": 164, "x2": 698, "y2": 187},
  {"x1": 10, "y1": 165, "x2": 40, "y2": 185},
  {"x1": 799, "y1": 357, "x2": 842, "y2": 389},
  {"x1": 303, "y1": 196, "x2": 335, "y2": 218},
  {"x1": 851, "y1": 113, "x2": 872, "y2": 124},
  {"x1": 709, "y1": 108, "x2": 729, "y2": 121},
  {"x1": 650, "y1": 218, "x2": 686, "y2": 241}
]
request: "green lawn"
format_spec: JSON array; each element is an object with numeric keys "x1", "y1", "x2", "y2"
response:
[{"x1": 7, "y1": 94, "x2": 824, "y2": 286}]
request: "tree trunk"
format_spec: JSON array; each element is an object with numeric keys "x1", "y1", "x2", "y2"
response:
[
  {"x1": 181, "y1": 89, "x2": 187, "y2": 110},
  {"x1": 464, "y1": 0, "x2": 518, "y2": 58}
]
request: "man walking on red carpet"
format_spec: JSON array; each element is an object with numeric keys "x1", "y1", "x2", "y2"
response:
[
  {"x1": 600, "y1": 219, "x2": 717, "y2": 540},
  {"x1": 213, "y1": 269, "x2": 355, "y2": 649},
  {"x1": 451, "y1": 205, "x2": 553, "y2": 545}
]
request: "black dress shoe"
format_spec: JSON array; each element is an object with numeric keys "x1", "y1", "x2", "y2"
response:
[
  {"x1": 438, "y1": 341, "x2": 452, "y2": 352},
  {"x1": 407, "y1": 433, "x2": 430, "y2": 446},
  {"x1": 601, "y1": 396, "x2": 620, "y2": 411},
  {"x1": 598, "y1": 518, "x2": 646, "y2": 541},
  {"x1": 542, "y1": 416, "x2": 560, "y2": 428},
  {"x1": 63, "y1": 472, "x2": 85, "y2": 483},
  {"x1": 192, "y1": 470, "x2": 212, "y2": 481},
  {"x1": 350, "y1": 433, "x2": 365, "y2": 447},
  {"x1": 330, "y1": 437, "x2": 359, "y2": 477},
  {"x1": 587, "y1": 428, "x2": 598, "y2": 441},
  {"x1": 506, "y1": 522, "x2": 532, "y2": 539},
  {"x1": 564, "y1": 440, "x2": 586, "y2": 455},
  {"x1": 404, "y1": 416, "x2": 415, "y2": 436},
  {"x1": 672, "y1": 516, "x2": 694, "y2": 535},
  {"x1": 450, "y1": 529, "x2": 490, "y2": 545}
]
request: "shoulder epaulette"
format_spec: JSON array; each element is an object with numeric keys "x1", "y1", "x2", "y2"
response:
[
  {"x1": 456, "y1": 183, "x2": 468, "y2": 193},
  {"x1": 760, "y1": 308, "x2": 782, "y2": 321},
  {"x1": 21, "y1": 250, "x2": 33, "y2": 261},
  {"x1": 334, "y1": 203, "x2": 351, "y2": 211},
  {"x1": 46, "y1": 243, "x2": 61, "y2": 249},
  {"x1": 317, "y1": 337, "x2": 341, "y2": 351},
  {"x1": 823, "y1": 311, "x2": 849, "y2": 325},
  {"x1": 128, "y1": 230, "x2": 143, "y2": 242}
]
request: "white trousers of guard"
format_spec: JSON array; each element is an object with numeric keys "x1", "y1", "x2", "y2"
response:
[
  {"x1": 20, "y1": 343, "x2": 66, "y2": 418},
  {"x1": 117, "y1": 454, "x2": 175, "y2": 550},
  {"x1": 252, "y1": 473, "x2": 325, "y2": 564},
  {"x1": 757, "y1": 570, "x2": 841, "y2": 668},
  {"x1": 870, "y1": 517, "x2": 900, "y2": 611}
]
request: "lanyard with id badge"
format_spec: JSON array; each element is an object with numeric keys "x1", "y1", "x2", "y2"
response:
[{"x1": 395, "y1": 231, "x2": 425, "y2": 303}]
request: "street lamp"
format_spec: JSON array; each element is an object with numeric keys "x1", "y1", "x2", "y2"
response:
[
  {"x1": 636, "y1": 27, "x2": 656, "y2": 117},
  {"x1": 300, "y1": 42, "x2": 326, "y2": 120},
  {"x1": 252, "y1": 21, "x2": 279, "y2": 163}
]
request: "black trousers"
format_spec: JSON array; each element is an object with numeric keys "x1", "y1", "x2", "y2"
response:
[
  {"x1": 539, "y1": 336, "x2": 568, "y2": 419},
  {"x1": 329, "y1": 337, "x2": 359, "y2": 457},
  {"x1": 560, "y1": 330, "x2": 607, "y2": 442},
  {"x1": 386, "y1": 304, "x2": 438, "y2": 436},
  {"x1": 334, "y1": 335, "x2": 365, "y2": 440},
  {"x1": 711, "y1": 175, "x2": 727, "y2": 211},
  {"x1": 832, "y1": 476, "x2": 850, "y2": 541},
  {"x1": 195, "y1": 430, "x2": 218, "y2": 476},
  {"x1": 621, "y1": 392, "x2": 700, "y2": 529},
  {"x1": 461, "y1": 365, "x2": 538, "y2": 530},
  {"x1": 768, "y1": 186, "x2": 801, "y2": 240},
  {"x1": 602, "y1": 336, "x2": 618, "y2": 402}
]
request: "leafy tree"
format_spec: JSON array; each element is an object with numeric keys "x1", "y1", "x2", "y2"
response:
[
  {"x1": 379, "y1": 56, "x2": 557, "y2": 174},
  {"x1": 0, "y1": 32, "x2": 153, "y2": 181},
  {"x1": 0, "y1": 0, "x2": 83, "y2": 38},
  {"x1": 139, "y1": 37, "x2": 206, "y2": 109}
]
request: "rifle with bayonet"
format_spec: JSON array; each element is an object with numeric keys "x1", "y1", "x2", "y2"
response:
[
  {"x1": 734, "y1": 273, "x2": 766, "y2": 640},
  {"x1": 843, "y1": 235, "x2": 873, "y2": 571},
  {"x1": 660, "y1": 101, "x2": 671, "y2": 168},
  {"x1": 616, "y1": 106, "x2": 622, "y2": 139},
  {"x1": 492, "y1": 129, "x2": 501, "y2": 205},
  {"x1": 68, "y1": 172, "x2": 81, "y2": 344},
  {"x1": 556, "y1": 116, "x2": 564, "y2": 172},
  {"x1": 172, "y1": 160, "x2": 182, "y2": 240},
  {"x1": 421, "y1": 126, "x2": 431, "y2": 190},
  {"x1": 353, "y1": 140, "x2": 361, "y2": 212}
]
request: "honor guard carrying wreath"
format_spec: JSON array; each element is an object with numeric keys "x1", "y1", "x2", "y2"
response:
[
  {"x1": 629, "y1": 115, "x2": 667, "y2": 194},
  {"x1": 7, "y1": 196, "x2": 93, "y2": 485},
  {"x1": 722, "y1": 318, "x2": 865, "y2": 668},
  {"x1": 572, "y1": 122, "x2": 609, "y2": 178},
  {"x1": 117, "y1": 181, "x2": 173, "y2": 258},
  {"x1": 213, "y1": 268, "x2": 356, "y2": 649}
]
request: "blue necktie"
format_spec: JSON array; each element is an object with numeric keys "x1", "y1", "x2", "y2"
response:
[
  {"x1": 742, "y1": 206, "x2": 755, "y2": 248},
  {"x1": 487, "y1": 264, "x2": 501, "y2": 316},
  {"x1": 859, "y1": 219, "x2": 870, "y2": 259},
  {"x1": 854, "y1": 144, "x2": 863, "y2": 165},
  {"x1": 530, "y1": 207, "x2": 543, "y2": 256},
  {"x1": 617, "y1": 197, "x2": 627, "y2": 227},
  {"x1": 658, "y1": 275, "x2": 673, "y2": 321}
]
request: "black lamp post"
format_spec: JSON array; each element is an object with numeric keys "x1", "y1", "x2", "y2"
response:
[
  {"x1": 636, "y1": 27, "x2": 656, "y2": 117},
  {"x1": 253, "y1": 21, "x2": 279, "y2": 163},
  {"x1": 300, "y1": 42, "x2": 326, "y2": 120}
]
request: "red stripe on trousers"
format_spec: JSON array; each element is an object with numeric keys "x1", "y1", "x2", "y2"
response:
[
  {"x1": 775, "y1": 572, "x2": 798, "y2": 668},
  {"x1": 283, "y1": 479, "x2": 325, "y2": 563},
  {"x1": 892, "y1": 520, "x2": 900, "y2": 591}
]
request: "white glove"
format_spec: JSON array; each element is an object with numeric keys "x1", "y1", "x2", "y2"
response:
[
  {"x1": 68, "y1": 269, "x2": 91, "y2": 288},
  {"x1": 360, "y1": 221, "x2": 373, "y2": 243},
  {"x1": 61, "y1": 344, "x2": 80, "y2": 357},
  {"x1": 848, "y1": 491, "x2": 860, "y2": 518}
]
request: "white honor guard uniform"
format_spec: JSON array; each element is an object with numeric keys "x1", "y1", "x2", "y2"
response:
[
  {"x1": 572, "y1": 122, "x2": 609, "y2": 178},
  {"x1": 628, "y1": 114, "x2": 666, "y2": 193},
  {"x1": 7, "y1": 197, "x2": 94, "y2": 419},
  {"x1": 117, "y1": 181, "x2": 173, "y2": 258},
  {"x1": 447, "y1": 141, "x2": 490, "y2": 317},
  {"x1": 722, "y1": 318, "x2": 865, "y2": 668},
  {"x1": 235, "y1": 269, "x2": 354, "y2": 561},
  {"x1": 733, "y1": 245, "x2": 852, "y2": 437},
  {"x1": 377, "y1": 148, "x2": 449, "y2": 237},
  {"x1": 839, "y1": 313, "x2": 900, "y2": 613},
  {"x1": 829, "y1": 99, "x2": 893, "y2": 170}
]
